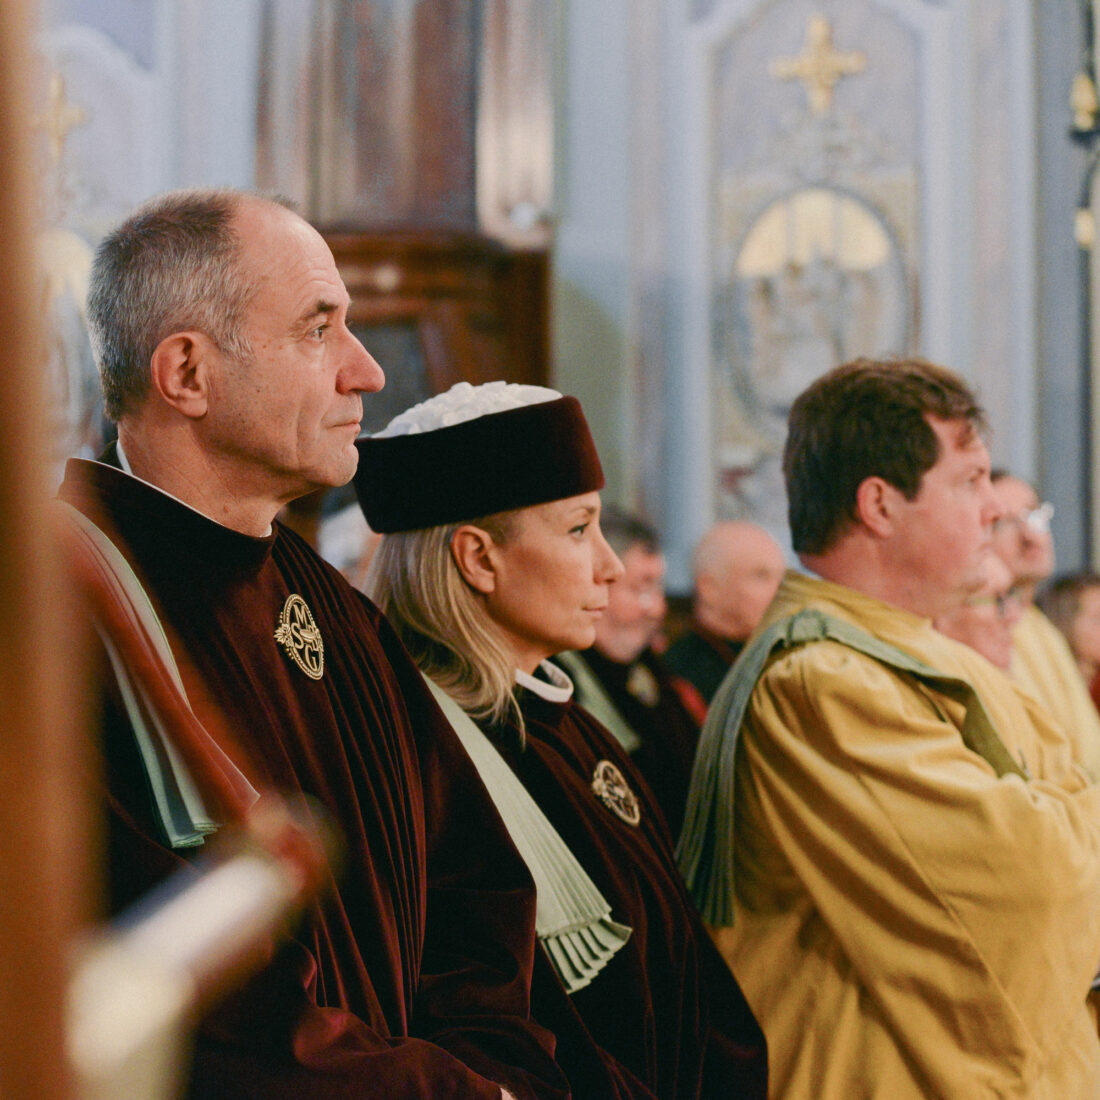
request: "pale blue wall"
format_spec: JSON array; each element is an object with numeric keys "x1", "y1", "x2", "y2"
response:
[
  {"x1": 1035, "y1": 1, "x2": 1092, "y2": 567},
  {"x1": 552, "y1": 0, "x2": 633, "y2": 501}
]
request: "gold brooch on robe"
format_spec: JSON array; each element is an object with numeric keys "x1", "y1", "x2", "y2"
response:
[
  {"x1": 274, "y1": 593, "x2": 324, "y2": 680},
  {"x1": 591, "y1": 760, "x2": 641, "y2": 826}
]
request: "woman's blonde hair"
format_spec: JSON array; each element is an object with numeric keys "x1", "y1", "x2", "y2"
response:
[{"x1": 366, "y1": 511, "x2": 524, "y2": 728}]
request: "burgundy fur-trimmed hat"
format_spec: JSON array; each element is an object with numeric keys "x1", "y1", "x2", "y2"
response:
[{"x1": 354, "y1": 383, "x2": 605, "y2": 533}]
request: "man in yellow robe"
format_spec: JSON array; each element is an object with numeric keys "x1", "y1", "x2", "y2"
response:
[
  {"x1": 991, "y1": 471, "x2": 1100, "y2": 779},
  {"x1": 680, "y1": 358, "x2": 1100, "y2": 1099}
]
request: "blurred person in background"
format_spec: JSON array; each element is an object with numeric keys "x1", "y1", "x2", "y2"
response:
[
  {"x1": 554, "y1": 507, "x2": 701, "y2": 833},
  {"x1": 934, "y1": 554, "x2": 1023, "y2": 669},
  {"x1": 991, "y1": 472, "x2": 1100, "y2": 777},
  {"x1": 1036, "y1": 570, "x2": 1100, "y2": 685},
  {"x1": 663, "y1": 521, "x2": 785, "y2": 720}
]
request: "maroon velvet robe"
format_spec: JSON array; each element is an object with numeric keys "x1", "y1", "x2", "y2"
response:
[
  {"x1": 60, "y1": 457, "x2": 566, "y2": 1100},
  {"x1": 557, "y1": 647, "x2": 701, "y2": 834},
  {"x1": 486, "y1": 681, "x2": 768, "y2": 1099}
]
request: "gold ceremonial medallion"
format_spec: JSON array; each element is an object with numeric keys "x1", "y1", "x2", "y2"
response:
[
  {"x1": 591, "y1": 760, "x2": 641, "y2": 826},
  {"x1": 274, "y1": 593, "x2": 324, "y2": 680}
]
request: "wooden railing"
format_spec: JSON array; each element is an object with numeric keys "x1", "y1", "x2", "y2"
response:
[{"x1": 0, "y1": 3, "x2": 86, "y2": 1095}]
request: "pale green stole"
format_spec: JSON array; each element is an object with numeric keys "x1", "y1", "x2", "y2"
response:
[
  {"x1": 423, "y1": 676, "x2": 632, "y2": 994},
  {"x1": 677, "y1": 607, "x2": 1028, "y2": 927},
  {"x1": 58, "y1": 501, "x2": 259, "y2": 848}
]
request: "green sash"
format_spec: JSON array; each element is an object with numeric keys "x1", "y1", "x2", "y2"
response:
[
  {"x1": 676, "y1": 607, "x2": 1028, "y2": 927},
  {"x1": 58, "y1": 502, "x2": 258, "y2": 848},
  {"x1": 424, "y1": 676, "x2": 632, "y2": 994}
]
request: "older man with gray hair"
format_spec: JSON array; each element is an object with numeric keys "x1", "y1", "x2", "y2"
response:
[{"x1": 59, "y1": 188, "x2": 565, "y2": 1099}]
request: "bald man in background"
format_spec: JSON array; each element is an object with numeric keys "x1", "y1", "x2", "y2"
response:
[
  {"x1": 991, "y1": 471, "x2": 1100, "y2": 779},
  {"x1": 664, "y1": 521, "x2": 786, "y2": 716}
]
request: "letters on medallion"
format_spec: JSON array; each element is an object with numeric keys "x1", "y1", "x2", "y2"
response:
[{"x1": 274, "y1": 593, "x2": 325, "y2": 680}]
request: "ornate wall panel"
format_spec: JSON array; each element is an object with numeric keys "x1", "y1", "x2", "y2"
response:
[
  {"x1": 661, "y1": 0, "x2": 1036, "y2": 565},
  {"x1": 698, "y1": 2, "x2": 922, "y2": 541}
]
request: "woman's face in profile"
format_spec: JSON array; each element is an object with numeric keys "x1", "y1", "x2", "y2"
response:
[{"x1": 483, "y1": 491, "x2": 624, "y2": 673}]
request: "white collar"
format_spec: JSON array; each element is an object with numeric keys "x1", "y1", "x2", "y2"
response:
[
  {"x1": 114, "y1": 437, "x2": 132, "y2": 474},
  {"x1": 515, "y1": 660, "x2": 574, "y2": 703}
]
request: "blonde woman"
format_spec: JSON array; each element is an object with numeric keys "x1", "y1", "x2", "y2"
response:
[{"x1": 355, "y1": 382, "x2": 765, "y2": 1100}]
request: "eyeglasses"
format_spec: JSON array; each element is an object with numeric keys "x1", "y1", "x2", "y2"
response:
[{"x1": 993, "y1": 501, "x2": 1054, "y2": 536}]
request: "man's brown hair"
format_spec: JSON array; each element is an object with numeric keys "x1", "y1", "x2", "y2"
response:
[{"x1": 784, "y1": 357, "x2": 987, "y2": 555}]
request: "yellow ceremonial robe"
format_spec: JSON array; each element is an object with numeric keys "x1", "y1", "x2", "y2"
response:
[
  {"x1": 712, "y1": 571, "x2": 1100, "y2": 1099},
  {"x1": 1012, "y1": 602, "x2": 1100, "y2": 781}
]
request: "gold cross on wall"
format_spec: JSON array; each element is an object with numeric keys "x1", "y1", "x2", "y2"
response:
[
  {"x1": 36, "y1": 72, "x2": 87, "y2": 166},
  {"x1": 769, "y1": 15, "x2": 866, "y2": 116}
]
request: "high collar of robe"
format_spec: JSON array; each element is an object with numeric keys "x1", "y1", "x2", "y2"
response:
[
  {"x1": 59, "y1": 457, "x2": 279, "y2": 583},
  {"x1": 516, "y1": 660, "x2": 574, "y2": 702},
  {"x1": 765, "y1": 570, "x2": 937, "y2": 645},
  {"x1": 512, "y1": 660, "x2": 575, "y2": 728}
]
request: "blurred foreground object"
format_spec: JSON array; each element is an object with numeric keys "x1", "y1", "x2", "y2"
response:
[
  {"x1": 0, "y1": 3, "x2": 92, "y2": 1097},
  {"x1": 69, "y1": 800, "x2": 334, "y2": 1100}
]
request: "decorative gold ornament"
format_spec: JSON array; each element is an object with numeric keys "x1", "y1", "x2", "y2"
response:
[
  {"x1": 1072, "y1": 71, "x2": 1099, "y2": 133},
  {"x1": 591, "y1": 760, "x2": 641, "y2": 826},
  {"x1": 770, "y1": 15, "x2": 866, "y2": 116},
  {"x1": 1075, "y1": 207, "x2": 1096, "y2": 250},
  {"x1": 35, "y1": 72, "x2": 87, "y2": 166},
  {"x1": 625, "y1": 663, "x2": 660, "y2": 708},
  {"x1": 274, "y1": 594, "x2": 324, "y2": 679}
]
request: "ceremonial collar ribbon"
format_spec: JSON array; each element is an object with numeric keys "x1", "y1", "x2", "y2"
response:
[{"x1": 423, "y1": 675, "x2": 632, "y2": 994}]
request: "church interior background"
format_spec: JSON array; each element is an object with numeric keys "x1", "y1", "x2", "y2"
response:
[
  {"x1": 6, "y1": 2, "x2": 1100, "y2": 1095},
  {"x1": 29, "y1": 0, "x2": 1100, "y2": 584}
]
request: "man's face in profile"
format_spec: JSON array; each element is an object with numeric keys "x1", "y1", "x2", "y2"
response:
[
  {"x1": 991, "y1": 476, "x2": 1055, "y2": 586},
  {"x1": 205, "y1": 202, "x2": 385, "y2": 503},
  {"x1": 885, "y1": 417, "x2": 1003, "y2": 619}
]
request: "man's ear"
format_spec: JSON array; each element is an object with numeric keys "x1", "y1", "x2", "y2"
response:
[
  {"x1": 450, "y1": 525, "x2": 498, "y2": 594},
  {"x1": 854, "y1": 476, "x2": 898, "y2": 539},
  {"x1": 149, "y1": 331, "x2": 216, "y2": 419}
]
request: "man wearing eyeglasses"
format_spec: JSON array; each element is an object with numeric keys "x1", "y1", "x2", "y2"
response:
[{"x1": 991, "y1": 471, "x2": 1100, "y2": 778}]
